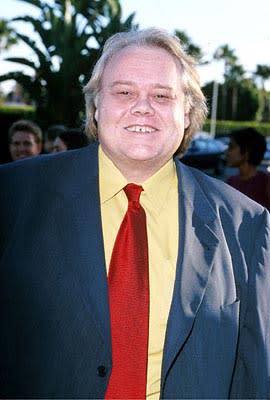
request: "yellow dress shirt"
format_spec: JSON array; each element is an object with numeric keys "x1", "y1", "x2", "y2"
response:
[{"x1": 99, "y1": 146, "x2": 179, "y2": 399}]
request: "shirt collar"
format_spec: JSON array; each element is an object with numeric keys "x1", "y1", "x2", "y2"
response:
[
  {"x1": 99, "y1": 145, "x2": 177, "y2": 213},
  {"x1": 142, "y1": 156, "x2": 176, "y2": 214},
  {"x1": 99, "y1": 146, "x2": 127, "y2": 204}
]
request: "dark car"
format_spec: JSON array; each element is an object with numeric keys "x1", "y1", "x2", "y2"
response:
[
  {"x1": 260, "y1": 136, "x2": 270, "y2": 173},
  {"x1": 180, "y1": 133, "x2": 228, "y2": 175}
]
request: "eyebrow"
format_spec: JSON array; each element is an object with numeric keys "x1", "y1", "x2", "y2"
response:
[{"x1": 109, "y1": 81, "x2": 174, "y2": 91}]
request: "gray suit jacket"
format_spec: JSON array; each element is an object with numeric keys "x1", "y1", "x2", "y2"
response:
[{"x1": 0, "y1": 142, "x2": 269, "y2": 399}]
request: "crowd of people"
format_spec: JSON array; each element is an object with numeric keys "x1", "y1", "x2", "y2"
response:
[
  {"x1": 8, "y1": 119, "x2": 91, "y2": 161},
  {"x1": 0, "y1": 27, "x2": 269, "y2": 400}
]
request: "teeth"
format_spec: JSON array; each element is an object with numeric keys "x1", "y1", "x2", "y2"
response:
[{"x1": 126, "y1": 126, "x2": 156, "y2": 133}]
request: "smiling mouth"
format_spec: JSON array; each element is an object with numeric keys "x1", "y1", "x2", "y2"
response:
[{"x1": 125, "y1": 125, "x2": 157, "y2": 133}]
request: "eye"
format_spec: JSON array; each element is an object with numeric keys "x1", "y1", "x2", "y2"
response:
[
  {"x1": 156, "y1": 94, "x2": 169, "y2": 99},
  {"x1": 117, "y1": 90, "x2": 132, "y2": 96},
  {"x1": 153, "y1": 92, "x2": 171, "y2": 102}
]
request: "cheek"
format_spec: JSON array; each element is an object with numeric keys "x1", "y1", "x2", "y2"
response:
[
  {"x1": 233, "y1": 150, "x2": 242, "y2": 160},
  {"x1": 98, "y1": 102, "x2": 125, "y2": 131},
  {"x1": 32, "y1": 143, "x2": 41, "y2": 153}
]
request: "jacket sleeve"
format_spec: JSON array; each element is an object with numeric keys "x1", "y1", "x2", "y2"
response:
[{"x1": 230, "y1": 208, "x2": 270, "y2": 399}]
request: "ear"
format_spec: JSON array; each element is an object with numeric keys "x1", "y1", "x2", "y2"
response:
[
  {"x1": 94, "y1": 94, "x2": 99, "y2": 122},
  {"x1": 183, "y1": 100, "x2": 191, "y2": 129},
  {"x1": 95, "y1": 108, "x2": 99, "y2": 122},
  {"x1": 184, "y1": 112, "x2": 190, "y2": 129}
]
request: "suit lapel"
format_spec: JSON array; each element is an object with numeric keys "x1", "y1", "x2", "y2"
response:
[{"x1": 161, "y1": 161, "x2": 220, "y2": 383}]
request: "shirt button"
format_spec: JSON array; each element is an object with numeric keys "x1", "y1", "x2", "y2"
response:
[{"x1": 97, "y1": 365, "x2": 107, "y2": 377}]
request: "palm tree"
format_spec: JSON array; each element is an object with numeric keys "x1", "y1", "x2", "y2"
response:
[
  {"x1": 174, "y1": 30, "x2": 207, "y2": 65},
  {"x1": 214, "y1": 44, "x2": 237, "y2": 78},
  {"x1": 213, "y1": 44, "x2": 238, "y2": 120},
  {"x1": 0, "y1": 19, "x2": 17, "y2": 52},
  {"x1": 254, "y1": 64, "x2": 270, "y2": 121},
  {"x1": 226, "y1": 63, "x2": 245, "y2": 120},
  {"x1": 0, "y1": 0, "x2": 137, "y2": 127},
  {"x1": 254, "y1": 64, "x2": 270, "y2": 90}
]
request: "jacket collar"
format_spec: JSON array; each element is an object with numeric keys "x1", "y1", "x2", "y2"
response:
[{"x1": 161, "y1": 159, "x2": 220, "y2": 386}]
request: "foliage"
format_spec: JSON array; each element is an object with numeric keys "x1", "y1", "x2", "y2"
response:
[
  {"x1": 0, "y1": 102, "x2": 35, "y2": 116},
  {"x1": 203, "y1": 80, "x2": 259, "y2": 122},
  {"x1": 203, "y1": 119, "x2": 270, "y2": 137},
  {"x1": 0, "y1": 19, "x2": 18, "y2": 51},
  {"x1": 174, "y1": 30, "x2": 208, "y2": 65},
  {"x1": 0, "y1": 0, "x2": 137, "y2": 128},
  {"x1": 254, "y1": 64, "x2": 270, "y2": 89},
  {"x1": 213, "y1": 44, "x2": 238, "y2": 79},
  {"x1": 253, "y1": 64, "x2": 270, "y2": 122}
]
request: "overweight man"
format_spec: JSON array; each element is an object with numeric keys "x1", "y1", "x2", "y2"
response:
[{"x1": 0, "y1": 28, "x2": 269, "y2": 399}]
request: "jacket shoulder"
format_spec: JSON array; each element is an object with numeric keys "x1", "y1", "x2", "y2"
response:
[
  {"x1": 0, "y1": 142, "x2": 99, "y2": 190},
  {"x1": 175, "y1": 159, "x2": 268, "y2": 218}
]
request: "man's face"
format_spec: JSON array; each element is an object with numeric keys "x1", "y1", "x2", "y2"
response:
[
  {"x1": 9, "y1": 131, "x2": 42, "y2": 161},
  {"x1": 95, "y1": 46, "x2": 190, "y2": 174},
  {"x1": 225, "y1": 139, "x2": 246, "y2": 167}
]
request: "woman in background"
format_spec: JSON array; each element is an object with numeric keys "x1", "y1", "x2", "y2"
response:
[{"x1": 53, "y1": 128, "x2": 90, "y2": 153}]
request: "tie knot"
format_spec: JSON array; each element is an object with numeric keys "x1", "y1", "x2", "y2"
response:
[{"x1": 124, "y1": 183, "x2": 143, "y2": 203}]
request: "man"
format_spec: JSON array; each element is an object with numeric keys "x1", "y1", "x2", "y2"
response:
[
  {"x1": 8, "y1": 119, "x2": 42, "y2": 161},
  {"x1": 0, "y1": 28, "x2": 269, "y2": 399},
  {"x1": 225, "y1": 127, "x2": 270, "y2": 209}
]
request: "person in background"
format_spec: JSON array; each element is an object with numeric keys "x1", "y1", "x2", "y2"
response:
[
  {"x1": 226, "y1": 127, "x2": 270, "y2": 209},
  {"x1": 0, "y1": 28, "x2": 269, "y2": 400},
  {"x1": 8, "y1": 119, "x2": 42, "y2": 161},
  {"x1": 52, "y1": 128, "x2": 91, "y2": 153},
  {"x1": 43, "y1": 124, "x2": 66, "y2": 153}
]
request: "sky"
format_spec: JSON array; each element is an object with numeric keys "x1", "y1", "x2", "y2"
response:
[{"x1": 1, "y1": 0, "x2": 270, "y2": 92}]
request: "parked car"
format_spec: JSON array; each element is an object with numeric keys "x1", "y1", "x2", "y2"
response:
[
  {"x1": 260, "y1": 136, "x2": 270, "y2": 172},
  {"x1": 180, "y1": 132, "x2": 228, "y2": 175}
]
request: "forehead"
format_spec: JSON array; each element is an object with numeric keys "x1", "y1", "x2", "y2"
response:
[
  {"x1": 54, "y1": 136, "x2": 65, "y2": 145},
  {"x1": 12, "y1": 131, "x2": 36, "y2": 142},
  {"x1": 102, "y1": 45, "x2": 182, "y2": 86}
]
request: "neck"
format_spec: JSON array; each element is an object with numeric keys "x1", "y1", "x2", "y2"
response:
[
  {"x1": 114, "y1": 158, "x2": 170, "y2": 183},
  {"x1": 239, "y1": 162, "x2": 258, "y2": 180}
]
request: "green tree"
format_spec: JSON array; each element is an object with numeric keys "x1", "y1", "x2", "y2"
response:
[
  {"x1": 254, "y1": 64, "x2": 270, "y2": 91},
  {"x1": 0, "y1": 0, "x2": 137, "y2": 127},
  {"x1": 202, "y1": 79, "x2": 259, "y2": 121},
  {"x1": 254, "y1": 64, "x2": 270, "y2": 122},
  {"x1": 225, "y1": 63, "x2": 245, "y2": 120},
  {"x1": 0, "y1": 19, "x2": 17, "y2": 52},
  {"x1": 213, "y1": 44, "x2": 238, "y2": 120},
  {"x1": 174, "y1": 30, "x2": 207, "y2": 64},
  {"x1": 214, "y1": 44, "x2": 238, "y2": 79}
]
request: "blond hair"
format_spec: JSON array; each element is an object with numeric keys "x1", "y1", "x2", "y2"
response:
[{"x1": 83, "y1": 28, "x2": 207, "y2": 155}]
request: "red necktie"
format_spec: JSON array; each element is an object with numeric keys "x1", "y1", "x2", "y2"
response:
[{"x1": 105, "y1": 183, "x2": 149, "y2": 399}]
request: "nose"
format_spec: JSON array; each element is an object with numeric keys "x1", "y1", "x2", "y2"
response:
[
  {"x1": 18, "y1": 144, "x2": 27, "y2": 153},
  {"x1": 130, "y1": 95, "x2": 154, "y2": 116}
]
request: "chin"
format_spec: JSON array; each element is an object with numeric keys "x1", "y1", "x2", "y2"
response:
[
  {"x1": 126, "y1": 151, "x2": 158, "y2": 162},
  {"x1": 126, "y1": 146, "x2": 161, "y2": 159}
]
